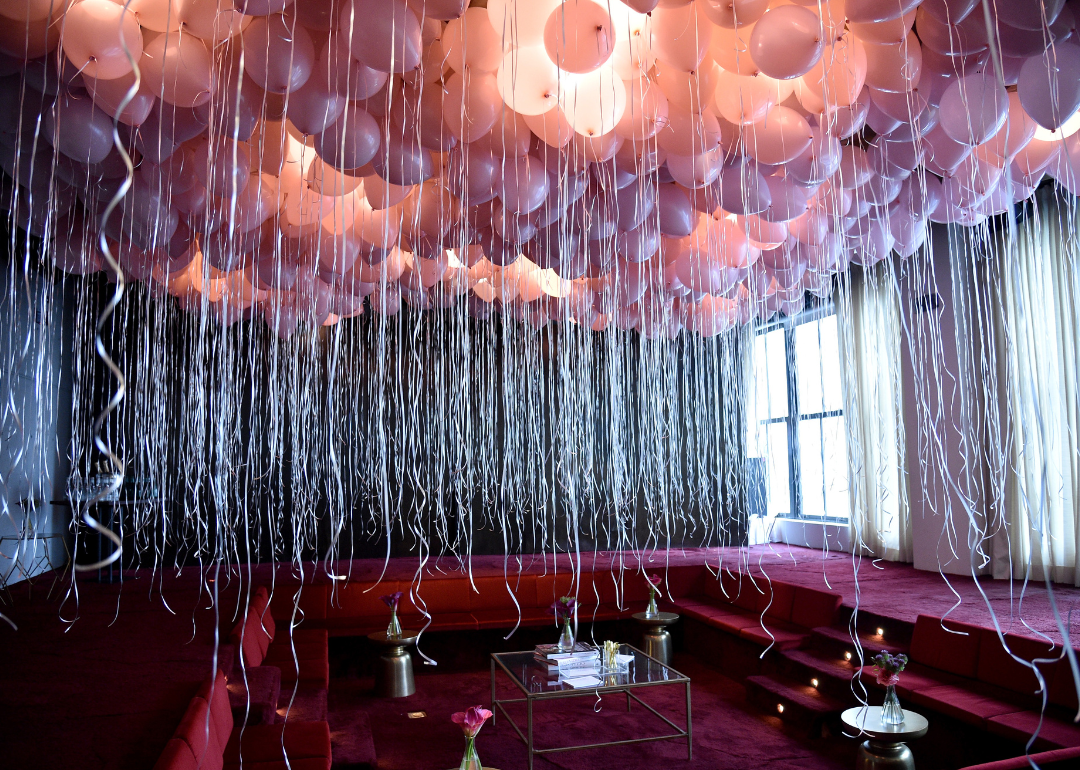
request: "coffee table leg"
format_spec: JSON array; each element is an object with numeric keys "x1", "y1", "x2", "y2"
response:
[
  {"x1": 490, "y1": 658, "x2": 496, "y2": 728},
  {"x1": 626, "y1": 690, "x2": 631, "y2": 712},
  {"x1": 527, "y1": 696, "x2": 534, "y2": 770},
  {"x1": 686, "y1": 680, "x2": 693, "y2": 760}
]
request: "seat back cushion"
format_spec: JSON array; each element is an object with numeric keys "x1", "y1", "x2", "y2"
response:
[
  {"x1": 251, "y1": 605, "x2": 276, "y2": 647},
  {"x1": 197, "y1": 669, "x2": 234, "y2": 744},
  {"x1": 701, "y1": 570, "x2": 739, "y2": 604},
  {"x1": 1047, "y1": 654, "x2": 1080, "y2": 711},
  {"x1": 789, "y1": 586, "x2": 842, "y2": 629},
  {"x1": 175, "y1": 698, "x2": 224, "y2": 770},
  {"x1": 909, "y1": 614, "x2": 983, "y2": 678},
  {"x1": 664, "y1": 565, "x2": 706, "y2": 599},
  {"x1": 325, "y1": 580, "x2": 402, "y2": 621},
  {"x1": 270, "y1": 584, "x2": 328, "y2": 621},
  {"x1": 764, "y1": 581, "x2": 797, "y2": 621},
  {"x1": 251, "y1": 586, "x2": 270, "y2": 619},
  {"x1": 535, "y1": 572, "x2": 578, "y2": 611},
  {"x1": 470, "y1": 575, "x2": 538, "y2": 613},
  {"x1": 976, "y1": 629, "x2": 1060, "y2": 696},
  {"x1": 413, "y1": 578, "x2": 472, "y2": 614},
  {"x1": 154, "y1": 738, "x2": 200, "y2": 770},
  {"x1": 239, "y1": 615, "x2": 271, "y2": 667}
]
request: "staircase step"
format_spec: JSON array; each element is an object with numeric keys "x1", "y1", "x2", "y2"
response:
[
  {"x1": 810, "y1": 625, "x2": 909, "y2": 659},
  {"x1": 745, "y1": 674, "x2": 847, "y2": 734},
  {"x1": 276, "y1": 687, "x2": 327, "y2": 723}
]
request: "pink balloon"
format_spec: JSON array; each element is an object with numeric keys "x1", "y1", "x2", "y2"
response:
[
  {"x1": 446, "y1": 145, "x2": 500, "y2": 204},
  {"x1": 700, "y1": 0, "x2": 768, "y2": 28},
  {"x1": 759, "y1": 175, "x2": 810, "y2": 223},
  {"x1": 1018, "y1": 43, "x2": 1080, "y2": 130},
  {"x1": 749, "y1": 5, "x2": 824, "y2": 80},
  {"x1": 718, "y1": 159, "x2": 772, "y2": 215},
  {"x1": 919, "y1": 0, "x2": 978, "y2": 24},
  {"x1": 193, "y1": 137, "x2": 252, "y2": 197},
  {"x1": 658, "y1": 105, "x2": 725, "y2": 156},
  {"x1": 666, "y1": 149, "x2": 724, "y2": 189},
  {"x1": 838, "y1": 145, "x2": 874, "y2": 190},
  {"x1": 287, "y1": 68, "x2": 347, "y2": 135},
  {"x1": 863, "y1": 33, "x2": 923, "y2": 93},
  {"x1": 343, "y1": 0, "x2": 423, "y2": 73},
  {"x1": 915, "y1": 6, "x2": 988, "y2": 56},
  {"x1": 498, "y1": 154, "x2": 549, "y2": 215},
  {"x1": 61, "y1": 0, "x2": 143, "y2": 80},
  {"x1": 803, "y1": 34, "x2": 867, "y2": 107},
  {"x1": 657, "y1": 183, "x2": 695, "y2": 237},
  {"x1": 616, "y1": 221, "x2": 661, "y2": 262},
  {"x1": 924, "y1": 123, "x2": 972, "y2": 174},
  {"x1": 746, "y1": 106, "x2": 813, "y2": 165},
  {"x1": 46, "y1": 90, "x2": 114, "y2": 164},
  {"x1": 651, "y1": 2, "x2": 712, "y2": 72},
  {"x1": 543, "y1": 0, "x2": 615, "y2": 74},
  {"x1": 981, "y1": 91, "x2": 1038, "y2": 160},
  {"x1": 613, "y1": 179, "x2": 657, "y2": 232},
  {"x1": 997, "y1": 0, "x2": 1066, "y2": 30},
  {"x1": 142, "y1": 30, "x2": 213, "y2": 108},
  {"x1": 826, "y1": 89, "x2": 871, "y2": 139},
  {"x1": 938, "y1": 70, "x2": 1008, "y2": 146},
  {"x1": 444, "y1": 71, "x2": 501, "y2": 143},
  {"x1": 85, "y1": 71, "x2": 156, "y2": 127},
  {"x1": 322, "y1": 34, "x2": 388, "y2": 100},
  {"x1": 243, "y1": 14, "x2": 315, "y2": 94},
  {"x1": 786, "y1": 127, "x2": 842, "y2": 186},
  {"x1": 847, "y1": 0, "x2": 920, "y2": 23},
  {"x1": 372, "y1": 132, "x2": 432, "y2": 186},
  {"x1": 313, "y1": 105, "x2": 381, "y2": 170}
]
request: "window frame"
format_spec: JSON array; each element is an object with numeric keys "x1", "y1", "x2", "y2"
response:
[{"x1": 755, "y1": 302, "x2": 848, "y2": 524}]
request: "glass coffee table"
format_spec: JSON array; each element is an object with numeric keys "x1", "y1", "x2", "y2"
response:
[{"x1": 490, "y1": 643, "x2": 691, "y2": 770}]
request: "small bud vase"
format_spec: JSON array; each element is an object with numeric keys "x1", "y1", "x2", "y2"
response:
[
  {"x1": 881, "y1": 684, "x2": 904, "y2": 725},
  {"x1": 386, "y1": 608, "x2": 402, "y2": 639},
  {"x1": 645, "y1": 588, "x2": 659, "y2": 618},
  {"x1": 556, "y1": 618, "x2": 574, "y2": 652},
  {"x1": 458, "y1": 736, "x2": 481, "y2": 770}
]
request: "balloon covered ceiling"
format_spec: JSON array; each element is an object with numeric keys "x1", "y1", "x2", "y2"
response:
[
  {"x1": 4, "y1": 0, "x2": 1076, "y2": 336},
  {"x1": 1, "y1": 0, "x2": 1078, "y2": 579}
]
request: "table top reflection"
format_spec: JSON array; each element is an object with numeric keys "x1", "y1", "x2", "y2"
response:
[{"x1": 492, "y1": 643, "x2": 689, "y2": 697}]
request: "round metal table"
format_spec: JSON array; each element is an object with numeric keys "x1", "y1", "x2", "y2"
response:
[
  {"x1": 841, "y1": 706, "x2": 928, "y2": 770},
  {"x1": 367, "y1": 630, "x2": 419, "y2": 698},
  {"x1": 631, "y1": 611, "x2": 679, "y2": 666}
]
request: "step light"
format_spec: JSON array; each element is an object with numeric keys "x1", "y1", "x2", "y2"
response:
[
  {"x1": 810, "y1": 678, "x2": 819, "y2": 688},
  {"x1": 776, "y1": 703, "x2": 785, "y2": 714},
  {"x1": 844, "y1": 651, "x2": 852, "y2": 661}
]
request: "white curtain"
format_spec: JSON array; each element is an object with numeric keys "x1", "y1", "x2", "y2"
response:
[
  {"x1": 837, "y1": 261, "x2": 912, "y2": 562},
  {"x1": 994, "y1": 189, "x2": 1080, "y2": 586}
]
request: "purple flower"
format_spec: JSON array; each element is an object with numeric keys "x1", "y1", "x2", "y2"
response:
[
  {"x1": 872, "y1": 650, "x2": 908, "y2": 680},
  {"x1": 451, "y1": 705, "x2": 493, "y2": 738},
  {"x1": 381, "y1": 592, "x2": 404, "y2": 610},
  {"x1": 548, "y1": 596, "x2": 577, "y2": 621},
  {"x1": 647, "y1": 574, "x2": 662, "y2": 587}
]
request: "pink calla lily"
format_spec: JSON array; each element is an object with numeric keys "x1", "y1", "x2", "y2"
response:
[{"x1": 451, "y1": 705, "x2": 493, "y2": 738}]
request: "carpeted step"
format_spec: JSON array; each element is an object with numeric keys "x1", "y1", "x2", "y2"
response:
[
  {"x1": 808, "y1": 624, "x2": 909, "y2": 660},
  {"x1": 328, "y1": 705, "x2": 377, "y2": 770},
  {"x1": 745, "y1": 674, "x2": 847, "y2": 735}
]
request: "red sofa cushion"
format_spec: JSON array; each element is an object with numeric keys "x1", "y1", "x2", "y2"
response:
[
  {"x1": 197, "y1": 670, "x2": 234, "y2": 742},
  {"x1": 472, "y1": 606, "x2": 552, "y2": 629},
  {"x1": 534, "y1": 572, "x2": 578, "y2": 610},
  {"x1": 269, "y1": 584, "x2": 328, "y2": 622},
  {"x1": 266, "y1": 655, "x2": 330, "y2": 690},
  {"x1": 265, "y1": 641, "x2": 327, "y2": 661},
  {"x1": 223, "y1": 721, "x2": 332, "y2": 765},
  {"x1": 789, "y1": 586, "x2": 841, "y2": 630},
  {"x1": 857, "y1": 662, "x2": 960, "y2": 697},
  {"x1": 763, "y1": 581, "x2": 797, "y2": 622},
  {"x1": 325, "y1": 581, "x2": 403, "y2": 621},
  {"x1": 907, "y1": 684, "x2": 1027, "y2": 727},
  {"x1": 154, "y1": 738, "x2": 200, "y2": 770},
  {"x1": 411, "y1": 578, "x2": 473, "y2": 614},
  {"x1": 252, "y1": 587, "x2": 271, "y2": 619},
  {"x1": 175, "y1": 698, "x2": 225, "y2": 770},
  {"x1": 909, "y1": 615, "x2": 984, "y2": 678},
  {"x1": 985, "y1": 709, "x2": 1080, "y2": 751},
  {"x1": 740, "y1": 621, "x2": 808, "y2": 650},
  {"x1": 469, "y1": 575, "x2": 538, "y2": 613},
  {"x1": 1047, "y1": 656, "x2": 1080, "y2": 711},
  {"x1": 976, "y1": 629, "x2": 1061, "y2": 696},
  {"x1": 398, "y1": 610, "x2": 478, "y2": 632},
  {"x1": 684, "y1": 603, "x2": 762, "y2": 634},
  {"x1": 957, "y1": 745, "x2": 1080, "y2": 770}
]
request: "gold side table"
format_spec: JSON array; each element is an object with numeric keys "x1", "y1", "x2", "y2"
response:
[{"x1": 367, "y1": 630, "x2": 419, "y2": 698}]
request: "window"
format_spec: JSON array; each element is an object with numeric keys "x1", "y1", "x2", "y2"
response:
[{"x1": 749, "y1": 307, "x2": 851, "y2": 522}]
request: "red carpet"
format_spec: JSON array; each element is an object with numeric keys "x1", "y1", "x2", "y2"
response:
[{"x1": 328, "y1": 653, "x2": 853, "y2": 770}]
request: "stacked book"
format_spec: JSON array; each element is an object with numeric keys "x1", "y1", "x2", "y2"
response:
[{"x1": 534, "y1": 644, "x2": 601, "y2": 687}]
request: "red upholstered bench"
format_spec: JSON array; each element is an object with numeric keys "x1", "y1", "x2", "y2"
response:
[
  {"x1": 957, "y1": 745, "x2": 1080, "y2": 770},
  {"x1": 671, "y1": 571, "x2": 841, "y2": 650},
  {"x1": 153, "y1": 670, "x2": 332, "y2": 770},
  {"x1": 231, "y1": 588, "x2": 329, "y2": 690},
  {"x1": 871, "y1": 615, "x2": 1080, "y2": 751}
]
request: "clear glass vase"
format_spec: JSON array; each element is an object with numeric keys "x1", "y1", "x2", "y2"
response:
[
  {"x1": 645, "y1": 589, "x2": 659, "y2": 617},
  {"x1": 386, "y1": 609, "x2": 402, "y2": 639},
  {"x1": 458, "y1": 736, "x2": 481, "y2": 770},
  {"x1": 557, "y1": 618, "x2": 574, "y2": 651},
  {"x1": 881, "y1": 684, "x2": 904, "y2": 725}
]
